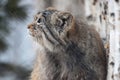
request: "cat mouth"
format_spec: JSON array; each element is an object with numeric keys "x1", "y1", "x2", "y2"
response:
[{"x1": 28, "y1": 28, "x2": 37, "y2": 37}]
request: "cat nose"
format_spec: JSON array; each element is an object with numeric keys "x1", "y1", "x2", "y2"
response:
[
  {"x1": 27, "y1": 24, "x2": 32, "y2": 29},
  {"x1": 28, "y1": 24, "x2": 34, "y2": 29}
]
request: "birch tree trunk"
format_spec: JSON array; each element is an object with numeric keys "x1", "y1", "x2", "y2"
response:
[
  {"x1": 85, "y1": 0, "x2": 120, "y2": 80},
  {"x1": 107, "y1": 0, "x2": 120, "y2": 80}
]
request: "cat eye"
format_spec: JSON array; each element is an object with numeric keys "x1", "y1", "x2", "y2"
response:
[{"x1": 37, "y1": 18, "x2": 42, "y2": 23}]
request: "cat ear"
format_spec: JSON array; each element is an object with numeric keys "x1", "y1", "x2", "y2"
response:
[
  {"x1": 58, "y1": 12, "x2": 74, "y2": 31},
  {"x1": 50, "y1": 12, "x2": 74, "y2": 36}
]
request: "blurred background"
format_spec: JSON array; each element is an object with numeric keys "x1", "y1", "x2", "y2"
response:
[
  {"x1": 0, "y1": 0, "x2": 120, "y2": 80},
  {"x1": 0, "y1": 0, "x2": 38, "y2": 80}
]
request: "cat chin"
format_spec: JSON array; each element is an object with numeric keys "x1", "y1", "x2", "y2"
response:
[{"x1": 32, "y1": 36, "x2": 42, "y2": 44}]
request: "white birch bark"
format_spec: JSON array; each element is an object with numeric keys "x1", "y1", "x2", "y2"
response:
[
  {"x1": 85, "y1": 0, "x2": 120, "y2": 80},
  {"x1": 107, "y1": 0, "x2": 120, "y2": 80}
]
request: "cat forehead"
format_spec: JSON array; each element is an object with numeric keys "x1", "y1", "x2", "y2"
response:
[
  {"x1": 36, "y1": 8, "x2": 59, "y2": 15},
  {"x1": 34, "y1": 10, "x2": 59, "y2": 20}
]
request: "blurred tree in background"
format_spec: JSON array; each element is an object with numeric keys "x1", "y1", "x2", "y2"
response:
[
  {"x1": 0, "y1": 0, "x2": 27, "y2": 51},
  {"x1": 0, "y1": 0, "x2": 30, "y2": 80}
]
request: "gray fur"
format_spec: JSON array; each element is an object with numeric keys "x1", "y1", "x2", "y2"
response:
[{"x1": 28, "y1": 8, "x2": 107, "y2": 80}]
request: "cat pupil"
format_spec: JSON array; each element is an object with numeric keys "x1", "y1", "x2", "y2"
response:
[{"x1": 37, "y1": 18, "x2": 41, "y2": 23}]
